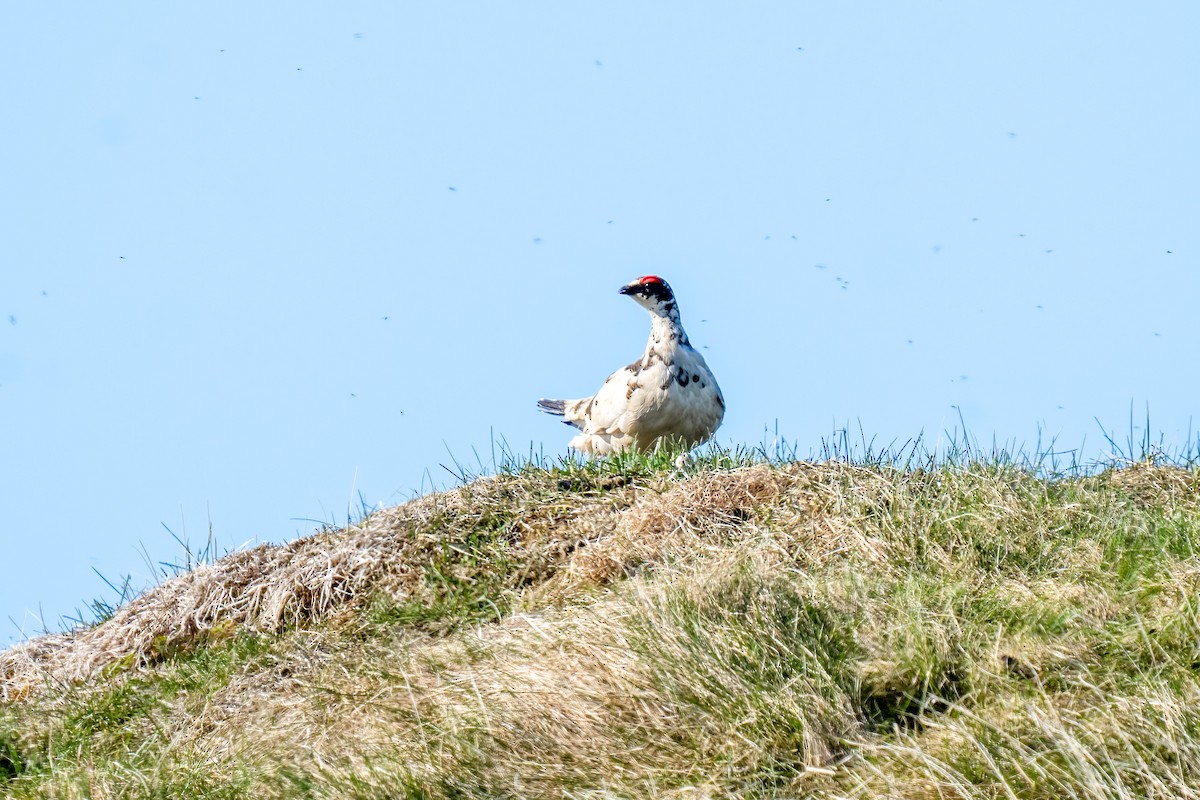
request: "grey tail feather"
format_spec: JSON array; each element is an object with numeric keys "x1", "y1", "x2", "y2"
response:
[{"x1": 537, "y1": 398, "x2": 566, "y2": 416}]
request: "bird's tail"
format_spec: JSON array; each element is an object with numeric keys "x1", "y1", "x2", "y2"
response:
[{"x1": 537, "y1": 398, "x2": 566, "y2": 416}]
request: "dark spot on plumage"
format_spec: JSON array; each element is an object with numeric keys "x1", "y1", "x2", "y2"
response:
[
  {"x1": 662, "y1": 300, "x2": 677, "y2": 315},
  {"x1": 692, "y1": 374, "x2": 700, "y2": 383},
  {"x1": 676, "y1": 371, "x2": 690, "y2": 387}
]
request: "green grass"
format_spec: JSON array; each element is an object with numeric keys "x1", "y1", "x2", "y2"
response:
[
  {"x1": 4, "y1": 442, "x2": 1200, "y2": 798},
  {"x1": 3, "y1": 630, "x2": 273, "y2": 791}
]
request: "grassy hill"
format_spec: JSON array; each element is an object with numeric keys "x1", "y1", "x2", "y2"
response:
[{"x1": 3, "y1": 447, "x2": 1200, "y2": 799}]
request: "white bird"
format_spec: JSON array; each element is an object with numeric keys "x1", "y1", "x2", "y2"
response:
[{"x1": 538, "y1": 276, "x2": 724, "y2": 455}]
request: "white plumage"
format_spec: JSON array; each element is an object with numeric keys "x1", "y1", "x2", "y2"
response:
[{"x1": 538, "y1": 276, "x2": 724, "y2": 455}]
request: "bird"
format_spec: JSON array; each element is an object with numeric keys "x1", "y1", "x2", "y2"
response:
[{"x1": 538, "y1": 275, "x2": 724, "y2": 455}]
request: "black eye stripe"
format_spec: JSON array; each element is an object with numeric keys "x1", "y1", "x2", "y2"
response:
[{"x1": 640, "y1": 281, "x2": 673, "y2": 301}]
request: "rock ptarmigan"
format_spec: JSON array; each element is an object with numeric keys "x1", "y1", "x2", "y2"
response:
[{"x1": 538, "y1": 276, "x2": 724, "y2": 455}]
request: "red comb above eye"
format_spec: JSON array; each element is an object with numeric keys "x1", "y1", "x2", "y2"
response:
[{"x1": 637, "y1": 275, "x2": 664, "y2": 284}]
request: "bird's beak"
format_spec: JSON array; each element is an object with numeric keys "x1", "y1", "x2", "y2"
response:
[{"x1": 618, "y1": 282, "x2": 636, "y2": 296}]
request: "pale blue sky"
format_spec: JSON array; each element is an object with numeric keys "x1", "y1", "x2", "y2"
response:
[{"x1": 2, "y1": 2, "x2": 1197, "y2": 641}]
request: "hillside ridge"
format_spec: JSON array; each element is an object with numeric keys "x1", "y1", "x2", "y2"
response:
[
  {"x1": 3, "y1": 456, "x2": 1200, "y2": 798},
  {"x1": 3, "y1": 461, "x2": 833, "y2": 694}
]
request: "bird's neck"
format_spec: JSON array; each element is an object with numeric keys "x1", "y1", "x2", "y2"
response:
[{"x1": 645, "y1": 308, "x2": 689, "y2": 355}]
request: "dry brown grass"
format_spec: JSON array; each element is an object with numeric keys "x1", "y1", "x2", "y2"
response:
[
  {"x1": 3, "y1": 458, "x2": 1200, "y2": 798},
  {"x1": 0, "y1": 472, "x2": 633, "y2": 695},
  {"x1": 0, "y1": 462, "x2": 885, "y2": 697}
]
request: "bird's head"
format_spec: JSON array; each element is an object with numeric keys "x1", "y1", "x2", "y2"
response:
[{"x1": 619, "y1": 275, "x2": 677, "y2": 316}]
